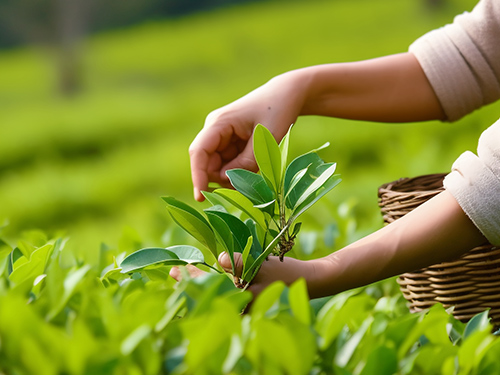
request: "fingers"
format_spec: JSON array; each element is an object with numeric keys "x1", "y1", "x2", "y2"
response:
[
  {"x1": 169, "y1": 265, "x2": 206, "y2": 281},
  {"x1": 218, "y1": 251, "x2": 244, "y2": 278},
  {"x1": 219, "y1": 139, "x2": 258, "y2": 178}
]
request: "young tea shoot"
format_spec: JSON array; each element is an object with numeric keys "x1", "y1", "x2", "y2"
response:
[{"x1": 119, "y1": 124, "x2": 341, "y2": 288}]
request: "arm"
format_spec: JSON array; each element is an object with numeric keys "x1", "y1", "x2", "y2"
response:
[
  {"x1": 190, "y1": 52, "x2": 445, "y2": 201},
  {"x1": 220, "y1": 190, "x2": 487, "y2": 298}
]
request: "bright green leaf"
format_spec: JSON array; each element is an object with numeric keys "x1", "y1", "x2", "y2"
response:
[
  {"x1": 213, "y1": 188, "x2": 267, "y2": 230},
  {"x1": 289, "y1": 278, "x2": 311, "y2": 326},
  {"x1": 253, "y1": 124, "x2": 282, "y2": 193}
]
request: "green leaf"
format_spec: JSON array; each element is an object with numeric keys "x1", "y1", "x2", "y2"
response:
[
  {"x1": 120, "y1": 247, "x2": 203, "y2": 274},
  {"x1": 293, "y1": 163, "x2": 337, "y2": 209},
  {"x1": 9, "y1": 243, "x2": 54, "y2": 285},
  {"x1": 253, "y1": 124, "x2": 282, "y2": 193},
  {"x1": 335, "y1": 316, "x2": 373, "y2": 367},
  {"x1": 291, "y1": 173, "x2": 342, "y2": 221},
  {"x1": 289, "y1": 278, "x2": 311, "y2": 326},
  {"x1": 245, "y1": 219, "x2": 263, "y2": 260},
  {"x1": 254, "y1": 199, "x2": 276, "y2": 218},
  {"x1": 213, "y1": 188, "x2": 267, "y2": 230},
  {"x1": 241, "y1": 236, "x2": 255, "y2": 280},
  {"x1": 121, "y1": 324, "x2": 152, "y2": 356},
  {"x1": 168, "y1": 245, "x2": 206, "y2": 264},
  {"x1": 205, "y1": 211, "x2": 235, "y2": 272},
  {"x1": 225, "y1": 169, "x2": 274, "y2": 205},
  {"x1": 162, "y1": 196, "x2": 218, "y2": 259},
  {"x1": 284, "y1": 151, "x2": 323, "y2": 194},
  {"x1": 47, "y1": 264, "x2": 92, "y2": 320},
  {"x1": 279, "y1": 126, "x2": 292, "y2": 177},
  {"x1": 285, "y1": 160, "x2": 324, "y2": 209},
  {"x1": 204, "y1": 209, "x2": 251, "y2": 254},
  {"x1": 201, "y1": 190, "x2": 231, "y2": 209},
  {"x1": 242, "y1": 224, "x2": 288, "y2": 282},
  {"x1": 359, "y1": 346, "x2": 398, "y2": 375},
  {"x1": 464, "y1": 310, "x2": 491, "y2": 339},
  {"x1": 250, "y1": 281, "x2": 286, "y2": 319}
]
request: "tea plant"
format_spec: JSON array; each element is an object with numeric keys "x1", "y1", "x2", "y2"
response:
[{"x1": 118, "y1": 124, "x2": 341, "y2": 287}]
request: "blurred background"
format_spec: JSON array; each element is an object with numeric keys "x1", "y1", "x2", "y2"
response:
[{"x1": 0, "y1": 0, "x2": 496, "y2": 263}]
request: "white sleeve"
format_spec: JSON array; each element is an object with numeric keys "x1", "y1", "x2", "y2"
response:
[
  {"x1": 409, "y1": 0, "x2": 500, "y2": 121},
  {"x1": 444, "y1": 120, "x2": 500, "y2": 245}
]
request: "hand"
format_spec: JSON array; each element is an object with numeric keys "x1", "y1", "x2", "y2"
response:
[
  {"x1": 218, "y1": 252, "x2": 317, "y2": 297},
  {"x1": 189, "y1": 73, "x2": 306, "y2": 201},
  {"x1": 169, "y1": 251, "x2": 316, "y2": 298}
]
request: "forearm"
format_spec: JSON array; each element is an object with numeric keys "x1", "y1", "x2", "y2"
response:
[
  {"x1": 272, "y1": 52, "x2": 446, "y2": 123},
  {"x1": 306, "y1": 190, "x2": 486, "y2": 298}
]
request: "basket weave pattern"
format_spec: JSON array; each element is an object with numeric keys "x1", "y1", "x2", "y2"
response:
[{"x1": 378, "y1": 173, "x2": 500, "y2": 325}]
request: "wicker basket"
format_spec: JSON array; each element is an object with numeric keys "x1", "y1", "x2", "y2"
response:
[{"x1": 378, "y1": 173, "x2": 500, "y2": 326}]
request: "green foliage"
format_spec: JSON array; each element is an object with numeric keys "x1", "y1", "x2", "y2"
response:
[
  {"x1": 0, "y1": 229, "x2": 499, "y2": 374},
  {"x1": 119, "y1": 124, "x2": 341, "y2": 287}
]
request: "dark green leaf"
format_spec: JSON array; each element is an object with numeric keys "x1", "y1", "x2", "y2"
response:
[
  {"x1": 205, "y1": 211, "x2": 235, "y2": 271},
  {"x1": 245, "y1": 219, "x2": 263, "y2": 260},
  {"x1": 464, "y1": 310, "x2": 491, "y2": 339},
  {"x1": 293, "y1": 162, "x2": 337, "y2": 209},
  {"x1": 241, "y1": 236, "x2": 255, "y2": 280},
  {"x1": 284, "y1": 151, "x2": 323, "y2": 194},
  {"x1": 285, "y1": 160, "x2": 323, "y2": 209},
  {"x1": 204, "y1": 209, "x2": 251, "y2": 254},
  {"x1": 120, "y1": 247, "x2": 195, "y2": 274},
  {"x1": 225, "y1": 169, "x2": 274, "y2": 205},
  {"x1": 162, "y1": 196, "x2": 218, "y2": 259}
]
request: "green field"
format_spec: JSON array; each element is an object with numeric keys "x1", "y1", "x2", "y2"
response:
[{"x1": 0, "y1": 0, "x2": 494, "y2": 260}]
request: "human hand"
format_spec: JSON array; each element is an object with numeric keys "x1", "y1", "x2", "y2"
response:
[
  {"x1": 189, "y1": 73, "x2": 306, "y2": 201},
  {"x1": 169, "y1": 251, "x2": 316, "y2": 298}
]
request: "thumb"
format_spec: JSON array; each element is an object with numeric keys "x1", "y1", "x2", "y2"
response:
[{"x1": 218, "y1": 252, "x2": 243, "y2": 278}]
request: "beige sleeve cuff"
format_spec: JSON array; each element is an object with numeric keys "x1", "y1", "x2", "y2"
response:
[
  {"x1": 409, "y1": 12, "x2": 500, "y2": 121},
  {"x1": 444, "y1": 121, "x2": 500, "y2": 245}
]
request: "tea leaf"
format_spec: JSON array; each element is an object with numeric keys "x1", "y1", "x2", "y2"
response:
[
  {"x1": 291, "y1": 169, "x2": 341, "y2": 220},
  {"x1": 244, "y1": 219, "x2": 263, "y2": 260},
  {"x1": 253, "y1": 124, "x2": 282, "y2": 193},
  {"x1": 213, "y1": 188, "x2": 267, "y2": 230},
  {"x1": 293, "y1": 163, "x2": 337, "y2": 209},
  {"x1": 284, "y1": 151, "x2": 323, "y2": 194},
  {"x1": 9, "y1": 243, "x2": 54, "y2": 285},
  {"x1": 205, "y1": 211, "x2": 235, "y2": 271},
  {"x1": 241, "y1": 236, "x2": 255, "y2": 281},
  {"x1": 464, "y1": 310, "x2": 491, "y2": 339},
  {"x1": 285, "y1": 160, "x2": 324, "y2": 209},
  {"x1": 204, "y1": 209, "x2": 251, "y2": 254},
  {"x1": 169, "y1": 245, "x2": 206, "y2": 264},
  {"x1": 279, "y1": 126, "x2": 292, "y2": 176},
  {"x1": 163, "y1": 196, "x2": 218, "y2": 259},
  {"x1": 120, "y1": 247, "x2": 201, "y2": 274},
  {"x1": 289, "y1": 278, "x2": 311, "y2": 326},
  {"x1": 225, "y1": 169, "x2": 274, "y2": 205}
]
